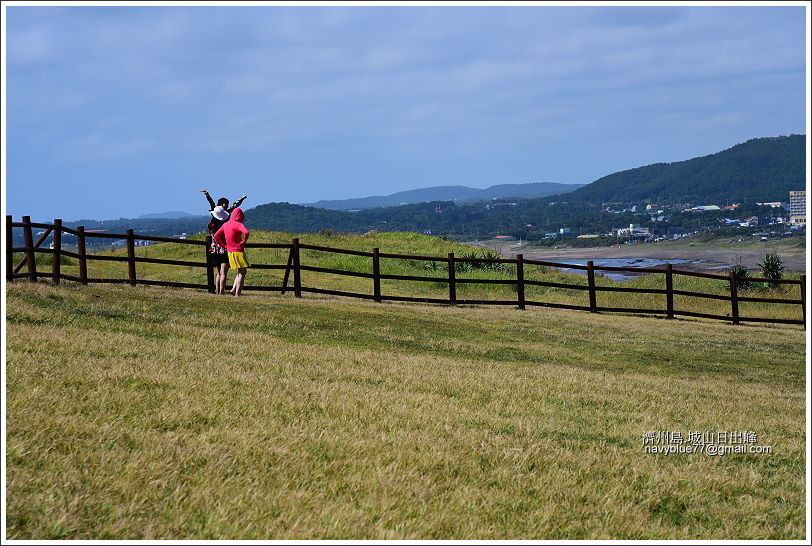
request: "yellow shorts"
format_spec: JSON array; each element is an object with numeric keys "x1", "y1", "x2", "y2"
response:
[{"x1": 228, "y1": 251, "x2": 251, "y2": 269}]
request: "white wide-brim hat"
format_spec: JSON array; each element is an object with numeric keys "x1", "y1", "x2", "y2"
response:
[{"x1": 211, "y1": 206, "x2": 229, "y2": 221}]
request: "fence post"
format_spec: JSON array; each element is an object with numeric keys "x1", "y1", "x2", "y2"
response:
[
  {"x1": 52, "y1": 219, "x2": 62, "y2": 284},
  {"x1": 665, "y1": 263, "x2": 674, "y2": 319},
  {"x1": 516, "y1": 253, "x2": 525, "y2": 310},
  {"x1": 22, "y1": 216, "x2": 37, "y2": 283},
  {"x1": 281, "y1": 248, "x2": 293, "y2": 295},
  {"x1": 729, "y1": 272, "x2": 739, "y2": 325},
  {"x1": 292, "y1": 238, "x2": 302, "y2": 298},
  {"x1": 448, "y1": 252, "x2": 457, "y2": 304},
  {"x1": 372, "y1": 247, "x2": 382, "y2": 303},
  {"x1": 205, "y1": 235, "x2": 215, "y2": 293},
  {"x1": 587, "y1": 260, "x2": 597, "y2": 312},
  {"x1": 6, "y1": 216, "x2": 13, "y2": 283},
  {"x1": 800, "y1": 275, "x2": 806, "y2": 329},
  {"x1": 77, "y1": 226, "x2": 88, "y2": 285},
  {"x1": 126, "y1": 229, "x2": 137, "y2": 287}
]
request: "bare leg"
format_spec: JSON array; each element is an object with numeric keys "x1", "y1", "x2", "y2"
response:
[
  {"x1": 217, "y1": 263, "x2": 229, "y2": 295},
  {"x1": 233, "y1": 268, "x2": 247, "y2": 296}
]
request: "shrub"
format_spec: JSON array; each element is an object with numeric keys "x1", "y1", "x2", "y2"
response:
[
  {"x1": 728, "y1": 264, "x2": 751, "y2": 291},
  {"x1": 479, "y1": 248, "x2": 509, "y2": 272},
  {"x1": 454, "y1": 249, "x2": 509, "y2": 274},
  {"x1": 758, "y1": 252, "x2": 784, "y2": 288},
  {"x1": 750, "y1": 281, "x2": 771, "y2": 292},
  {"x1": 456, "y1": 251, "x2": 478, "y2": 273}
]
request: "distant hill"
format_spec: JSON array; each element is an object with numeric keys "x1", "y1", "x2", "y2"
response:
[
  {"x1": 247, "y1": 202, "x2": 361, "y2": 233},
  {"x1": 305, "y1": 182, "x2": 585, "y2": 210},
  {"x1": 30, "y1": 135, "x2": 800, "y2": 245},
  {"x1": 138, "y1": 211, "x2": 197, "y2": 219},
  {"x1": 563, "y1": 135, "x2": 805, "y2": 205},
  {"x1": 243, "y1": 135, "x2": 805, "y2": 239}
]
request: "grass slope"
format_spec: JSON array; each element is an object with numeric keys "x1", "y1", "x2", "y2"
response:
[
  {"x1": 5, "y1": 279, "x2": 806, "y2": 539},
  {"x1": 39, "y1": 230, "x2": 806, "y2": 324}
]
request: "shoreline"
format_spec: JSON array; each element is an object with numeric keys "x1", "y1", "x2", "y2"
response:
[{"x1": 471, "y1": 241, "x2": 807, "y2": 273}]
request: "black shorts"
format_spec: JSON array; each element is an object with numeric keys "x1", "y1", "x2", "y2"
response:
[{"x1": 210, "y1": 252, "x2": 229, "y2": 267}]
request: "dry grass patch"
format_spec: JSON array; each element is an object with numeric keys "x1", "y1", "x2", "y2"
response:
[{"x1": 5, "y1": 282, "x2": 806, "y2": 539}]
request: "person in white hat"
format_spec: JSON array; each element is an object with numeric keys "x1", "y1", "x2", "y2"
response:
[{"x1": 200, "y1": 189, "x2": 247, "y2": 215}]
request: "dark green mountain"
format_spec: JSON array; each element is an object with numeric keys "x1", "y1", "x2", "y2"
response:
[
  {"x1": 305, "y1": 182, "x2": 585, "y2": 210},
  {"x1": 563, "y1": 135, "x2": 805, "y2": 205}
]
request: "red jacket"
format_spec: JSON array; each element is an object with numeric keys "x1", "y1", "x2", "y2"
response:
[{"x1": 213, "y1": 208, "x2": 249, "y2": 252}]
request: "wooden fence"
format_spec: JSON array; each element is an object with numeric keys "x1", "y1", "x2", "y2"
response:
[{"x1": 6, "y1": 216, "x2": 806, "y2": 328}]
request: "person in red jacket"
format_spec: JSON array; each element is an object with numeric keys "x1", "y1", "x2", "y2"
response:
[{"x1": 213, "y1": 207, "x2": 250, "y2": 297}]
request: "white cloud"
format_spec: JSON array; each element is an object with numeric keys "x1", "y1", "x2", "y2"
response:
[{"x1": 6, "y1": 5, "x2": 806, "y2": 164}]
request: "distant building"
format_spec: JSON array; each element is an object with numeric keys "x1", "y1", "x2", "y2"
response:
[
  {"x1": 789, "y1": 190, "x2": 806, "y2": 227},
  {"x1": 691, "y1": 205, "x2": 721, "y2": 211},
  {"x1": 756, "y1": 201, "x2": 782, "y2": 208},
  {"x1": 616, "y1": 223, "x2": 651, "y2": 238}
]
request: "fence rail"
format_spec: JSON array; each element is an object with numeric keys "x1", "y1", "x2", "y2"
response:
[{"x1": 6, "y1": 216, "x2": 807, "y2": 328}]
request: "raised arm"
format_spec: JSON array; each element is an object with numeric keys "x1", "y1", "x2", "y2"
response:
[
  {"x1": 228, "y1": 194, "x2": 247, "y2": 212},
  {"x1": 201, "y1": 189, "x2": 216, "y2": 211}
]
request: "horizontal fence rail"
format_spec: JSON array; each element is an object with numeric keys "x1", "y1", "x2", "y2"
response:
[{"x1": 6, "y1": 216, "x2": 807, "y2": 329}]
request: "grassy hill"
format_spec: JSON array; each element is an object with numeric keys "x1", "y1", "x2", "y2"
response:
[
  {"x1": 39, "y1": 230, "x2": 805, "y2": 324},
  {"x1": 6, "y1": 232, "x2": 806, "y2": 539},
  {"x1": 6, "y1": 280, "x2": 805, "y2": 539}
]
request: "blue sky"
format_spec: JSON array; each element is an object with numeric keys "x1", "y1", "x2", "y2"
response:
[{"x1": 4, "y1": 4, "x2": 808, "y2": 221}]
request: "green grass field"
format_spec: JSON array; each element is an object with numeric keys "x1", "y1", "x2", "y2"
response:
[{"x1": 5, "y1": 232, "x2": 807, "y2": 539}]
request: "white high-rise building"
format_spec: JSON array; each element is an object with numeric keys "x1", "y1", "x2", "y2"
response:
[{"x1": 789, "y1": 191, "x2": 805, "y2": 227}]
